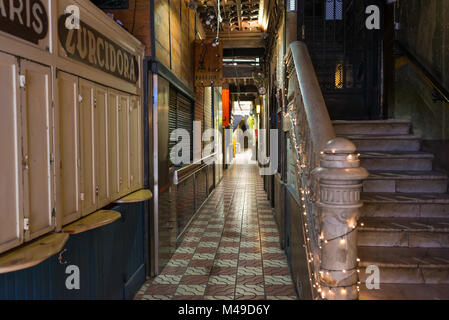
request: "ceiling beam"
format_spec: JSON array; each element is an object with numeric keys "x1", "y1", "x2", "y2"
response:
[
  {"x1": 236, "y1": 0, "x2": 242, "y2": 30},
  {"x1": 224, "y1": 47, "x2": 265, "y2": 57}
]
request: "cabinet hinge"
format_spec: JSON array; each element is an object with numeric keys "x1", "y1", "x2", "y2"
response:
[
  {"x1": 80, "y1": 193, "x2": 84, "y2": 201},
  {"x1": 79, "y1": 94, "x2": 83, "y2": 103},
  {"x1": 19, "y1": 75, "x2": 26, "y2": 88},
  {"x1": 50, "y1": 153, "x2": 55, "y2": 164},
  {"x1": 24, "y1": 218, "x2": 29, "y2": 231},
  {"x1": 52, "y1": 208, "x2": 56, "y2": 217}
]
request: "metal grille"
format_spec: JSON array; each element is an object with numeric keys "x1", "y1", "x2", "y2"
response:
[{"x1": 299, "y1": 0, "x2": 381, "y2": 119}]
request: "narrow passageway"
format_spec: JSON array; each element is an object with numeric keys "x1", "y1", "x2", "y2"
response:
[{"x1": 135, "y1": 156, "x2": 298, "y2": 300}]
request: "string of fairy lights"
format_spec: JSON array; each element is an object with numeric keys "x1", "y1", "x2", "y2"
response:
[{"x1": 284, "y1": 58, "x2": 362, "y2": 299}]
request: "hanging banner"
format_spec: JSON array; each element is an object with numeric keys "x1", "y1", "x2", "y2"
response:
[
  {"x1": 222, "y1": 89, "x2": 230, "y2": 127},
  {"x1": 194, "y1": 40, "x2": 223, "y2": 87}
]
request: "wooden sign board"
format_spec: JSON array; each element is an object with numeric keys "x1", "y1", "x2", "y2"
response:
[
  {"x1": 194, "y1": 40, "x2": 223, "y2": 87},
  {"x1": 222, "y1": 89, "x2": 230, "y2": 127}
]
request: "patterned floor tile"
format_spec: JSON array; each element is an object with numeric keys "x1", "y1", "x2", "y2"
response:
[
  {"x1": 180, "y1": 275, "x2": 210, "y2": 285},
  {"x1": 172, "y1": 295, "x2": 202, "y2": 300},
  {"x1": 237, "y1": 275, "x2": 265, "y2": 285},
  {"x1": 175, "y1": 247, "x2": 196, "y2": 254},
  {"x1": 189, "y1": 260, "x2": 214, "y2": 267},
  {"x1": 263, "y1": 267, "x2": 291, "y2": 276},
  {"x1": 192, "y1": 253, "x2": 216, "y2": 260},
  {"x1": 144, "y1": 284, "x2": 177, "y2": 295},
  {"x1": 197, "y1": 242, "x2": 219, "y2": 248},
  {"x1": 237, "y1": 266, "x2": 263, "y2": 275},
  {"x1": 142, "y1": 295, "x2": 172, "y2": 300},
  {"x1": 152, "y1": 275, "x2": 182, "y2": 285},
  {"x1": 264, "y1": 275, "x2": 294, "y2": 285},
  {"x1": 214, "y1": 259, "x2": 238, "y2": 267},
  {"x1": 238, "y1": 260, "x2": 263, "y2": 267},
  {"x1": 184, "y1": 267, "x2": 211, "y2": 275},
  {"x1": 236, "y1": 284, "x2": 265, "y2": 296},
  {"x1": 210, "y1": 266, "x2": 237, "y2": 275},
  {"x1": 175, "y1": 285, "x2": 206, "y2": 296},
  {"x1": 262, "y1": 260, "x2": 289, "y2": 268},
  {"x1": 135, "y1": 159, "x2": 297, "y2": 301},
  {"x1": 204, "y1": 295, "x2": 234, "y2": 300},
  {"x1": 240, "y1": 242, "x2": 260, "y2": 248},
  {"x1": 208, "y1": 275, "x2": 236, "y2": 285},
  {"x1": 215, "y1": 253, "x2": 239, "y2": 260},
  {"x1": 239, "y1": 253, "x2": 261, "y2": 260},
  {"x1": 166, "y1": 259, "x2": 190, "y2": 267},
  {"x1": 266, "y1": 296, "x2": 298, "y2": 300},
  {"x1": 265, "y1": 285, "x2": 297, "y2": 296}
]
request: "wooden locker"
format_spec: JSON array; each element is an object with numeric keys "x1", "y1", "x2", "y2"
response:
[
  {"x1": 94, "y1": 84, "x2": 109, "y2": 208},
  {"x1": 0, "y1": 52, "x2": 23, "y2": 253},
  {"x1": 118, "y1": 94, "x2": 130, "y2": 196},
  {"x1": 58, "y1": 72, "x2": 81, "y2": 225},
  {"x1": 79, "y1": 79, "x2": 96, "y2": 215},
  {"x1": 20, "y1": 60, "x2": 54, "y2": 241},
  {"x1": 129, "y1": 95, "x2": 142, "y2": 191},
  {"x1": 108, "y1": 89, "x2": 121, "y2": 201}
]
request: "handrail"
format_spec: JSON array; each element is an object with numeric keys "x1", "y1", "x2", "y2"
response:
[
  {"x1": 174, "y1": 153, "x2": 217, "y2": 175},
  {"x1": 396, "y1": 41, "x2": 449, "y2": 104},
  {"x1": 173, "y1": 153, "x2": 217, "y2": 185},
  {"x1": 285, "y1": 41, "x2": 368, "y2": 300},
  {"x1": 289, "y1": 42, "x2": 336, "y2": 157}
]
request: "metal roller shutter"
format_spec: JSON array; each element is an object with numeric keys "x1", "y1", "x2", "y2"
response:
[
  {"x1": 168, "y1": 86, "x2": 177, "y2": 165},
  {"x1": 168, "y1": 85, "x2": 193, "y2": 167}
]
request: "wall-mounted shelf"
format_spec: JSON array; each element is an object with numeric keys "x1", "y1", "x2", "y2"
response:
[
  {"x1": 0, "y1": 233, "x2": 69, "y2": 274},
  {"x1": 114, "y1": 189, "x2": 153, "y2": 204},
  {"x1": 62, "y1": 210, "x2": 122, "y2": 235}
]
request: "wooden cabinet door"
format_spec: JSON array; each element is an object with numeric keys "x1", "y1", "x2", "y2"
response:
[
  {"x1": 118, "y1": 94, "x2": 130, "y2": 196},
  {"x1": 58, "y1": 72, "x2": 81, "y2": 225},
  {"x1": 79, "y1": 79, "x2": 96, "y2": 215},
  {"x1": 20, "y1": 60, "x2": 54, "y2": 240},
  {"x1": 128, "y1": 95, "x2": 142, "y2": 191},
  {"x1": 94, "y1": 84, "x2": 109, "y2": 208},
  {"x1": 108, "y1": 89, "x2": 121, "y2": 201},
  {"x1": 0, "y1": 52, "x2": 23, "y2": 253}
]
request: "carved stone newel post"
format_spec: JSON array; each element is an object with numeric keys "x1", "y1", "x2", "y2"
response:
[{"x1": 312, "y1": 138, "x2": 369, "y2": 300}]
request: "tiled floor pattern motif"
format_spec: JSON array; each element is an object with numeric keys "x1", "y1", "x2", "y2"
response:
[{"x1": 135, "y1": 161, "x2": 298, "y2": 300}]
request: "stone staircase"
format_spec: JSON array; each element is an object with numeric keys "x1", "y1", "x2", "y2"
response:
[{"x1": 334, "y1": 120, "x2": 449, "y2": 300}]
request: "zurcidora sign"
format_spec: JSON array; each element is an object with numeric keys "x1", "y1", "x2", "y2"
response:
[{"x1": 58, "y1": 13, "x2": 139, "y2": 84}]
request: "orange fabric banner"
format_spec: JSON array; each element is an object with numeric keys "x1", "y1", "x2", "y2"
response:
[{"x1": 222, "y1": 89, "x2": 230, "y2": 127}]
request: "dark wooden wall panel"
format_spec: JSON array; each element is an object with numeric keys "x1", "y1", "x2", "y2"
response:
[
  {"x1": 0, "y1": 203, "x2": 145, "y2": 300},
  {"x1": 105, "y1": 0, "x2": 152, "y2": 56}
]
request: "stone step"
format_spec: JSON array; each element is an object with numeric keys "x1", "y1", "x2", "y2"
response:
[
  {"x1": 343, "y1": 134, "x2": 421, "y2": 152},
  {"x1": 363, "y1": 171, "x2": 448, "y2": 193},
  {"x1": 361, "y1": 192, "x2": 449, "y2": 218},
  {"x1": 358, "y1": 217, "x2": 449, "y2": 248},
  {"x1": 358, "y1": 246, "x2": 449, "y2": 284},
  {"x1": 359, "y1": 283, "x2": 449, "y2": 300},
  {"x1": 333, "y1": 120, "x2": 411, "y2": 136},
  {"x1": 359, "y1": 152, "x2": 434, "y2": 172}
]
